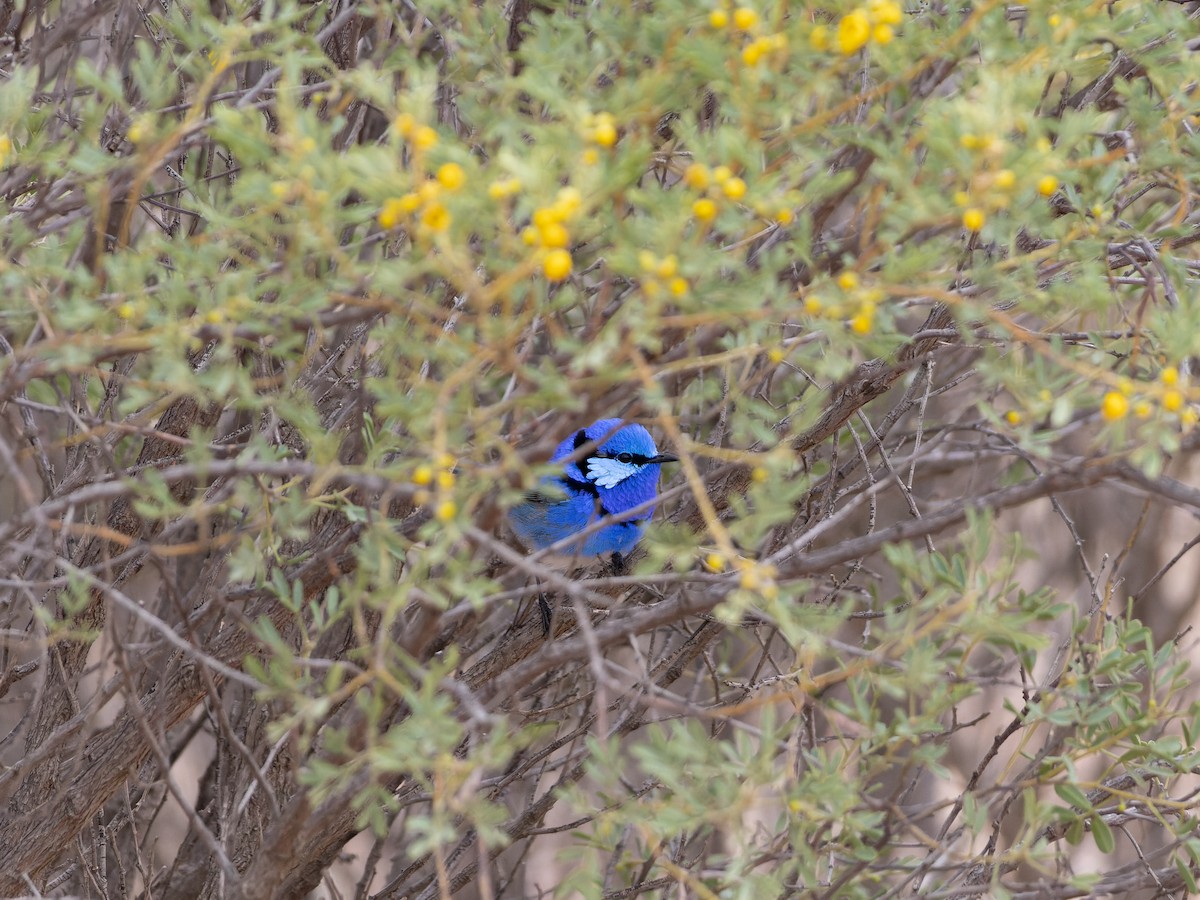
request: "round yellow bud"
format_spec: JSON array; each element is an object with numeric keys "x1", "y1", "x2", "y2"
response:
[
  {"x1": 683, "y1": 163, "x2": 710, "y2": 189},
  {"x1": 435, "y1": 500, "x2": 457, "y2": 522},
  {"x1": 436, "y1": 470, "x2": 456, "y2": 489},
  {"x1": 722, "y1": 177, "x2": 747, "y2": 200},
  {"x1": 732, "y1": 7, "x2": 758, "y2": 30},
  {"x1": 420, "y1": 203, "x2": 450, "y2": 232},
  {"x1": 393, "y1": 113, "x2": 416, "y2": 136},
  {"x1": 872, "y1": 23, "x2": 893, "y2": 44},
  {"x1": 1101, "y1": 392, "x2": 1129, "y2": 421},
  {"x1": 837, "y1": 10, "x2": 871, "y2": 55},
  {"x1": 1163, "y1": 389, "x2": 1184, "y2": 413},
  {"x1": 413, "y1": 464, "x2": 434, "y2": 486},
  {"x1": 1004, "y1": 410, "x2": 1022, "y2": 426},
  {"x1": 592, "y1": 120, "x2": 618, "y2": 147},
  {"x1": 539, "y1": 221, "x2": 570, "y2": 249},
  {"x1": 704, "y1": 553, "x2": 726, "y2": 572},
  {"x1": 809, "y1": 25, "x2": 830, "y2": 51},
  {"x1": 962, "y1": 208, "x2": 985, "y2": 232},
  {"x1": 656, "y1": 255, "x2": 679, "y2": 278},
  {"x1": 994, "y1": 169, "x2": 1016, "y2": 190},
  {"x1": 1161, "y1": 366, "x2": 1179, "y2": 386},
  {"x1": 1037, "y1": 175, "x2": 1058, "y2": 196},
  {"x1": 543, "y1": 249, "x2": 573, "y2": 281},
  {"x1": 712, "y1": 165, "x2": 733, "y2": 185},
  {"x1": 413, "y1": 126, "x2": 438, "y2": 149},
  {"x1": 692, "y1": 198, "x2": 718, "y2": 221},
  {"x1": 1133, "y1": 401, "x2": 1153, "y2": 418},
  {"x1": 668, "y1": 277, "x2": 689, "y2": 297},
  {"x1": 709, "y1": 8, "x2": 729, "y2": 28},
  {"x1": 837, "y1": 271, "x2": 859, "y2": 290},
  {"x1": 436, "y1": 162, "x2": 466, "y2": 191}
]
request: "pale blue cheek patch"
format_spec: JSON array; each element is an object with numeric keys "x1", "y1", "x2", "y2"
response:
[{"x1": 587, "y1": 457, "x2": 642, "y2": 489}]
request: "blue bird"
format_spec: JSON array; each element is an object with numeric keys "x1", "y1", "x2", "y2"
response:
[{"x1": 509, "y1": 418, "x2": 678, "y2": 564}]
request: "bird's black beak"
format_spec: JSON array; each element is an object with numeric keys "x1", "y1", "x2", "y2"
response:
[{"x1": 649, "y1": 453, "x2": 679, "y2": 464}]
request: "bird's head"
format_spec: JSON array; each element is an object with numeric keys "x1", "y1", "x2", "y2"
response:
[{"x1": 553, "y1": 418, "x2": 678, "y2": 492}]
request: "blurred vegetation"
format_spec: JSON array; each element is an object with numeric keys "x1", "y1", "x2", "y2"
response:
[{"x1": 1, "y1": 0, "x2": 1199, "y2": 896}]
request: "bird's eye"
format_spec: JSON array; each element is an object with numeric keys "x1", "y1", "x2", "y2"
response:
[{"x1": 617, "y1": 452, "x2": 633, "y2": 463}]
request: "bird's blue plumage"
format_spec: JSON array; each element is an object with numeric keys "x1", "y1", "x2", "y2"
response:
[{"x1": 509, "y1": 418, "x2": 677, "y2": 558}]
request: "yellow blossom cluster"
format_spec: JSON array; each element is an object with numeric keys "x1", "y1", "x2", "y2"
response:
[
  {"x1": 682, "y1": 161, "x2": 755, "y2": 223},
  {"x1": 1098, "y1": 366, "x2": 1195, "y2": 427},
  {"x1": 582, "y1": 112, "x2": 618, "y2": 148},
  {"x1": 952, "y1": 134, "x2": 1062, "y2": 232},
  {"x1": 638, "y1": 251, "x2": 688, "y2": 299},
  {"x1": 0, "y1": 135, "x2": 10, "y2": 167},
  {"x1": 708, "y1": 6, "x2": 787, "y2": 67},
  {"x1": 412, "y1": 452, "x2": 458, "y2": 521},
  {"x1": 522, "y1": 186, "x2": 584, "y2": 281},
  {"x1": 810, "y1": 0, "x2": 901, "y2": 55},
  {"x1": 802, "y1": 271, "x2": 881, "y2": 335},
  {"x1": 378, "y1": 164, "x2": 462, "y2": 235},
  {"x1": 376, "y1": 114, "x2": 462, "y2": 237}
]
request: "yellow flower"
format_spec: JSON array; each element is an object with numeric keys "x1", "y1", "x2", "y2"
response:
[
  {"x1": 1037, "y1": 175, "x2": 1058, "y2": 196},
  {"x1": 488, "y1": 178, "x2": 521, "y2": 200},
  {"x1": 837, "y1": 10, "x2": 871, "y2": 55},
  {"x1": 592, "y1": 120, "x2": 618, "y2": 147},
  {"x1": 692, "y1": 198, "x2": 718, "y2": 221},
  {"x1": 116, "y1": 302, "x2": 136, "y2": 320},
  {"x1": 1133, "y1": 401, "x2": 1153, "y2": 418},
  {"x1": 1004, "y1": 410, "x2": 1022, "y2": 426},
  {"x1": 531, "y1": 209, "x2": 558, "y2": 232},
  {"x1": 850, "y1": 311, "x2": 873, "y2": 334},
  {"x1": 582, "y1": 148, "x2": 600, "y2": 165},
  {"x1": 732, "y1": 7, "x2": 758, "y2": 30},
  {"x1": 810, "y1": 25, "x2": 830, "y2": 51},
  {"x1": 413, "y1": 464, "x2": 434, "y2": 486},
  {"x1": 722, "y1": 177, "x2": 747, "y2": 200},
  {"x1": 1100, "y1": 392, "x2": 1129, "y2": 421},
  {"x1": 553, "y1": 186, "x2": 583, "y2": 219},
  {"x1": 393, "y1": 113, "x2": 416, "y2": 136},
  {"x1": 435, "y1": 500, "x2": 457, "y2": 522},
  {"x1": 436, "y1": 162, "x2": 466, "y2": 191},
  {"x1": 543, "y1": 249, "x2": 573, "y2": 281},
  {"x1": 668, "y1": 277, "x2": 689, "y2": 297},
  {"x1": 1161, "y1": 366, "x2": 1179, "y2": 386},
  {"x1": 712, "y1": 165, "x2": 733, "y2": 185},
  {"x1": 420, "y1": 203, "x2": 451, "y2": 232},
  {"x1": 993, "y1": 169, "x2": 1016, "y2": 190},
  {"x1": 436, "y1": 469, "x2": 456, "y2": 489},
  {"x1": 1163, "y1": 389, "x2": 1184, "y2": 413},
  {"x1": 872, "y1": 24, "x2": 894, "y2": 44},
  {"x1": 742, "y1": 41, "x2": 766, "y2": 66},
  {"x1": 837, "y1": 271, "x2": 859, "y2": 290},
  {"x1": 413, "y1": 125, "x2": 438, "y2": 150},
  {"x1": 539, "y1": 221, "x2": 570, "y2": 249},
  {"x1": 683, "y1": 163, "x2": 710, "y2": 189},
  {"x1": 775, "y1": 208, "x2": 794, "y2": 225},
  {"x1": 378, "y1": 197, "x2": 408, "y2": 229},
  {"x1": 656, "y1": 255, "x2": 679, "y2": 278},
  {"x1": 803, "y1": 295, "x2": 823, "y2": 315},
  {"x1": 868, "y1": 0, "x2": 903, "y2": 25},
  {"x1": 704, "y1": 553, "x2": 726, "y2": 572},
  {"x1": 709, "y1": 9, "x2": 729, "y2": 28},
  {"x1": 962, "y1": 208, "x2": 985, "y2": 231}
]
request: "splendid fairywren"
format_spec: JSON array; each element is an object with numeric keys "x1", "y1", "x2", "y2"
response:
[{"x1": 509, "y1": 418, "x2": 678, "y2": 564}]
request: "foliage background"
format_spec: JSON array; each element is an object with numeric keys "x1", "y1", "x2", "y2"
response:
[{"x1": 1, "y1": 0, "x2": 1199, "y2": 897}]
